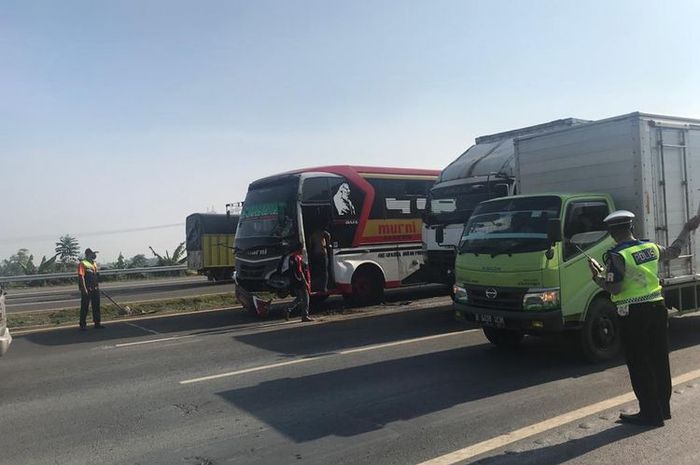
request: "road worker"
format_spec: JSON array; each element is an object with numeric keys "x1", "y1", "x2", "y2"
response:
[
  {"x1": 78, "y1": 248, "x2": 105, "y2": 330},
  {"x1": 589, "y1": 210, "x2": 700, "y2": 427}
]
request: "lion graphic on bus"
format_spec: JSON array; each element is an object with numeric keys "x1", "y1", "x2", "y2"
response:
[{"x1": 333, "y1": 182, "x2": 356, "y2": 216}]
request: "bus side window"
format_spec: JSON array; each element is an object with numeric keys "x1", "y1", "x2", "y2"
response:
[{"x1": 302, "y1": 178, "x2": 331, "y2": 203}]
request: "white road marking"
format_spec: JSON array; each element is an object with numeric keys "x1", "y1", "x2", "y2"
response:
[
  {"x1": 114, "y1": 334, "x2": 196, "y2": 347},
  {"x1": 124, "y1": 322, "x2": 160, "y2": 335},
  {"x1": 179, "y1": 329, "x2": 477, "y2": 385},
  {"x1": 415, "y1": 368, "x2": 700, "y2": 465}
]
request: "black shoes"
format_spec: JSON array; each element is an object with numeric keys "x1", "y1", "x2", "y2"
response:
[
  {"x1": 301, "y1": 316, "x2": 314, "y2": 322},
  {"x1": 619, "y1": 412, "x2": 664, "y2": 427},
  {"x1": 79, "y1": 325, "x2": 87, "y2": 332}
]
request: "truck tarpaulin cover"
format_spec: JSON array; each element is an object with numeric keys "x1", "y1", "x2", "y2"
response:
[{"x1": 186, "y1": 213, "x2": 239, "y2": 252}]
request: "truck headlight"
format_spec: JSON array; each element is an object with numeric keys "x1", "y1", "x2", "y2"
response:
[
  {"x1": 453, "y1": 285, "x2": 468, "y2": 303},
  {"x1": 522, "y1": 288, "x2": 560, "y2": 311}
]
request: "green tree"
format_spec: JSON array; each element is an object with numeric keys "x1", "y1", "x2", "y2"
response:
[
  {"x1": 149, "y1": 242, "x2": 187, "y2": 266},
  {"x1": 128, "y1": 254, "x2": 148, "y2": 268},
  {"x1": 55, "y1": 235, "x2": 80, "y2": 263},
  {"x1": 3, "y1": 249, "x2": 34, "y2": 276},
  {"x1": 115, "y1": 252, "x2": 127, "y2": 269}
]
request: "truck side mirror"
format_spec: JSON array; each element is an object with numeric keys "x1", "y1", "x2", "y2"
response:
[
  {"x1": 547, "y1": 219, "x2": 562, "y2": 243},
  {"x1": 436, "y1": 226, "x2": 445, "y2": 245}
]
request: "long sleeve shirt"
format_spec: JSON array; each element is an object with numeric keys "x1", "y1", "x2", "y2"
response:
[{"x1": 593, "y1": 228, "x2": 691, "y2": 294}]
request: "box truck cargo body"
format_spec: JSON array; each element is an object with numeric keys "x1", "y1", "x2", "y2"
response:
[
  {"x1": 453, "y1": 112, "x2": 700, "y2": 360},
  {"x1": 422, "y1": 118, "x2": 589, "y2": 286}
]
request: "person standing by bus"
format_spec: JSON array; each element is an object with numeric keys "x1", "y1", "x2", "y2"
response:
[
  {"x1": 78, "y1": 248, "x2": 105, "y2": 330},
  {"x1": 287, "y1": 251, "x2": 313, "y2": 322},
  {"x1": 309, "y1": 225, "x2": 331, "y2": 293}
]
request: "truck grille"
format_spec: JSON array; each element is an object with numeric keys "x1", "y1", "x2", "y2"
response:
[
  {"x1": 236, "y1": 261, "x2": 267, "y2": 280},
  {"x1": 466, "y1": 285, "x2": 527, "y2": 311}
]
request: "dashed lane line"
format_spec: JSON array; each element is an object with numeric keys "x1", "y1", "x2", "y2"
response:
[
  {"x1": 414, "y1": 368, "x2": 700, "y2": 465},
  {"x1": 179, "y1": 329, "x2": 477, "y2": 385},
  {"x1": 123, "y1": 322, "x2": 160, "y2": 335}
]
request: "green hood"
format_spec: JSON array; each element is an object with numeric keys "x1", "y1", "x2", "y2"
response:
[{"x1": 455, "y1": 250, "x2": 553, "y2": 288}]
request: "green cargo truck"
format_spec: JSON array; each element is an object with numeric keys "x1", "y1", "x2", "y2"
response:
[
  {"x1": 185, "y1": 213, "x2": 239, "y2": 281},
  {"x1": 452, "y1": 113, "x2": 700, "y2": 361}
]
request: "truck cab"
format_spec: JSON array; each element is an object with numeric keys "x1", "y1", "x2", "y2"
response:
[{"x1": 453, "y1": 193, "x2": 619, "y2": 361}]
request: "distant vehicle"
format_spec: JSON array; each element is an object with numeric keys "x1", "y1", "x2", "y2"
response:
[
  {"x1": 422, "y1": 118, "x2": 589, "y2": 287},
  {"x1": 452, "y1": 112, "x2": 700, "y2": 361},
  {"x1": 0, "y1": 286, "x2": 11, "y2": 356},
  {"x1": 185, "y1": 213, "x2": 239, "y2": 281},
  {"x1": 234, "y1": 165, "x2": 439, "y2": 314}
]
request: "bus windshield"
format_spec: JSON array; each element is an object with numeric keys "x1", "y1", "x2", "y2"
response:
[
  {"x1": 460, "y1": 196, "x2": 561, "y2": 255},
  {"x1": 237, "y1": 180, "x2": 298, "y2": 239}
]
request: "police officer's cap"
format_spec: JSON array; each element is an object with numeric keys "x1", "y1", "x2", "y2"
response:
[{"x1": 603, "y1": 210, "x2": 635, "y2": 227}]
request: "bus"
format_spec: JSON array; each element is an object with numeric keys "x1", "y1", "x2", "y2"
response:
[{"x1": 234, "y1": 165, "x2": 439, "y2": 315}]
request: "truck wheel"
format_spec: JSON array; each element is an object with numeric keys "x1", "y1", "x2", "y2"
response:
[
  {"x1": 579, "y1": 297, "x2": 621, "y2": 363},
  {"x1": 482, "y1": 327, "x2": 524, "y2": 347},
  {"x1": 349, "y1": 266, "x2": 384, "y2": 307}
]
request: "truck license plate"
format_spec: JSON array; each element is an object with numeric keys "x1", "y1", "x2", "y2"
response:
[{"x1": 476, "y1": 314, "x2": 505, "y2": 328}]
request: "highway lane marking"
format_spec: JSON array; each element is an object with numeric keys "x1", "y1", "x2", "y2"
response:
[
  {"x1": 179, "y1": 329, "x2": 477, "y2": 385},
  {"x1": 414, "y1": 368, "x2": 700, "y2": 465},
  {"x1": 124, "y1": 322, "x2": 161, "y2": 335},
  {"x1": 115, "y1": 334, "x2": 197, "y2": 347}
]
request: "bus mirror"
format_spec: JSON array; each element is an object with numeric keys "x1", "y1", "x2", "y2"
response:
[{"x1": 547, "y1": 219, "x2": 562, "y2": 243}]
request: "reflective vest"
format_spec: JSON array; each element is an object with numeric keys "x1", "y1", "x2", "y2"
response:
[
  {"x1": 78, "y1": 259, "x2": 99, "y2": 289},
  {"x1": 610, "y1": 241, "x2": 663, "y2": 306}
]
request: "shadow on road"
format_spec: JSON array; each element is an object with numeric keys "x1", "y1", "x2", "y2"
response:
[
  {"x1": 472, "y1": 424, "x2": 647, "y2": 465},
  {"x1": 218, "y1": 314, "x2": 700, "y2": 444}
]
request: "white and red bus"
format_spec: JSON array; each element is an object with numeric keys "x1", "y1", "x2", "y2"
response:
[{"x1": 234, "y1": 165, "x2": 439, "y2": 314}]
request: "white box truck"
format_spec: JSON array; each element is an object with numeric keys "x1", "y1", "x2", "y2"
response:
[{"x1": 452, "y1": 112, "x2": 700, "y2": 361}]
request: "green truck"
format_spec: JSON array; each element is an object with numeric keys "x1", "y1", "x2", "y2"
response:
[
  {"x1": 185, "y1": 213, "x2": 239, "y2": 281},
  {"x1": 452, "y1": 113, "x2": 700, "y2": 361}
]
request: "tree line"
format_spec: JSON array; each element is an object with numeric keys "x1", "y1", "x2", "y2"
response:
[{"x1": 0, "y1": 234, "x2": 187, "y2": 280}]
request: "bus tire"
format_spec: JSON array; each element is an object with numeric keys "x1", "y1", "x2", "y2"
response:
[
  {"x1": 579, "y1": 297, "x2": 621, "y2": 363},
  {"x1": 349, "y1": 266, "x2": 384, "y2": 307},
  {"x1": 482, "y1": 327, "x2": 524, "y2": 348}
]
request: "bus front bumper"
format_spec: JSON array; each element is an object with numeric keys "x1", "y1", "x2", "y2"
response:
[{"x1": 454, "y1": 303, "x2": 565, "y2": 332}]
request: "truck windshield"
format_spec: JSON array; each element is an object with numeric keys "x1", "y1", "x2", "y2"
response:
[
  {"x1": 460, "y1": 196, "x2": 561, "y2": 255},
  {"x1": 237, "y1": 180, "x2": 298, "y2": 239},
  {"x1": 426, "y1": 182, "x2": 509, "y2": 225}
]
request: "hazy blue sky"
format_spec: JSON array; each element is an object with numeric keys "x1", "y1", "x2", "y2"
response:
[{"x1": 2, "y1": 0, "x2": 700, "y2": 263}]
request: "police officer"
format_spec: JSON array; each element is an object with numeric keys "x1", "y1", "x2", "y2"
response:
[
  {"x1": 78, "y1": 248, "x2": 105, "y2": 330},
  {"x1": 589, "y1": 210, "x2": 700, "y2": 427}
]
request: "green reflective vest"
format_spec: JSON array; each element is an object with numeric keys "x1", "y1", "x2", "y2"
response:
[{"x1": 610, "y1": 241, "x2": 663, "y2": 305}]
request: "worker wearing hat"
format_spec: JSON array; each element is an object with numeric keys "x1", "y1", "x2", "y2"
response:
[
  {"x1": 78, "y1": 248, "x2": 105, "y2": 330},
  {"x1": 589, "y1": 210, "x2": 700, "y2": 427}
]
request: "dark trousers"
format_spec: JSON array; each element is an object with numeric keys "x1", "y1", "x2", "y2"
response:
[
  {"x1": 310, "y1": 252, "x2": 328, "y2": 293},
  {"x1": 288, "y1": 285, "x2": 310, "y2": 318},
  {"x1": 80, "y1": 289, "x2": 101, "y2": 327},
  {"x1": 619, "y1": 301, "x2": 671, "y2": 422}
]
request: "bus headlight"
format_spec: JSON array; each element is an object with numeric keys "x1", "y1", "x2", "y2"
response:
[
  {"x1": 522, "y1": 288, "x2": 560, "y2": 311},
  {"x1": 453, "y1": 285, "x2": 468, "y2": 303}
]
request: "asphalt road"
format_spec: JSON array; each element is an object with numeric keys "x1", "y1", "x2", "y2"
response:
[
  {"x1": 5, "y1": 276, "x2": 235, "y2": 314},
  {"x1": 3, "y1": 296, "x2": 700, "y2": 465}
]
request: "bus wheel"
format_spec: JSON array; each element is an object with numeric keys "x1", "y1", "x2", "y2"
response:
[
  {"x1": 482, "y1": 327, "x2": 524, "y2": 347},
  {"x1": 579, "y1": 297, "x2": 621, "y2": 363},
  {"x1": 350, "y1": 266, "x2": 384, "y2": 307}
]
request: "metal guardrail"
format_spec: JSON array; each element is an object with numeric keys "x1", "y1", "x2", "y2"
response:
[{"x1": 0, "y1": 265, "x2": 188, "y2": 283}]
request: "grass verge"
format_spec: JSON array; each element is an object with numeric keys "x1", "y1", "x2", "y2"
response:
[{"x1": 8, "y1": 293, "x2": 238, "y2": 330}]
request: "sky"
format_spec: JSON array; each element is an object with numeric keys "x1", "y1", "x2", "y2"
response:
[{"x1": 2, "y1": 0, "x2": 700, "y2": 263}]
